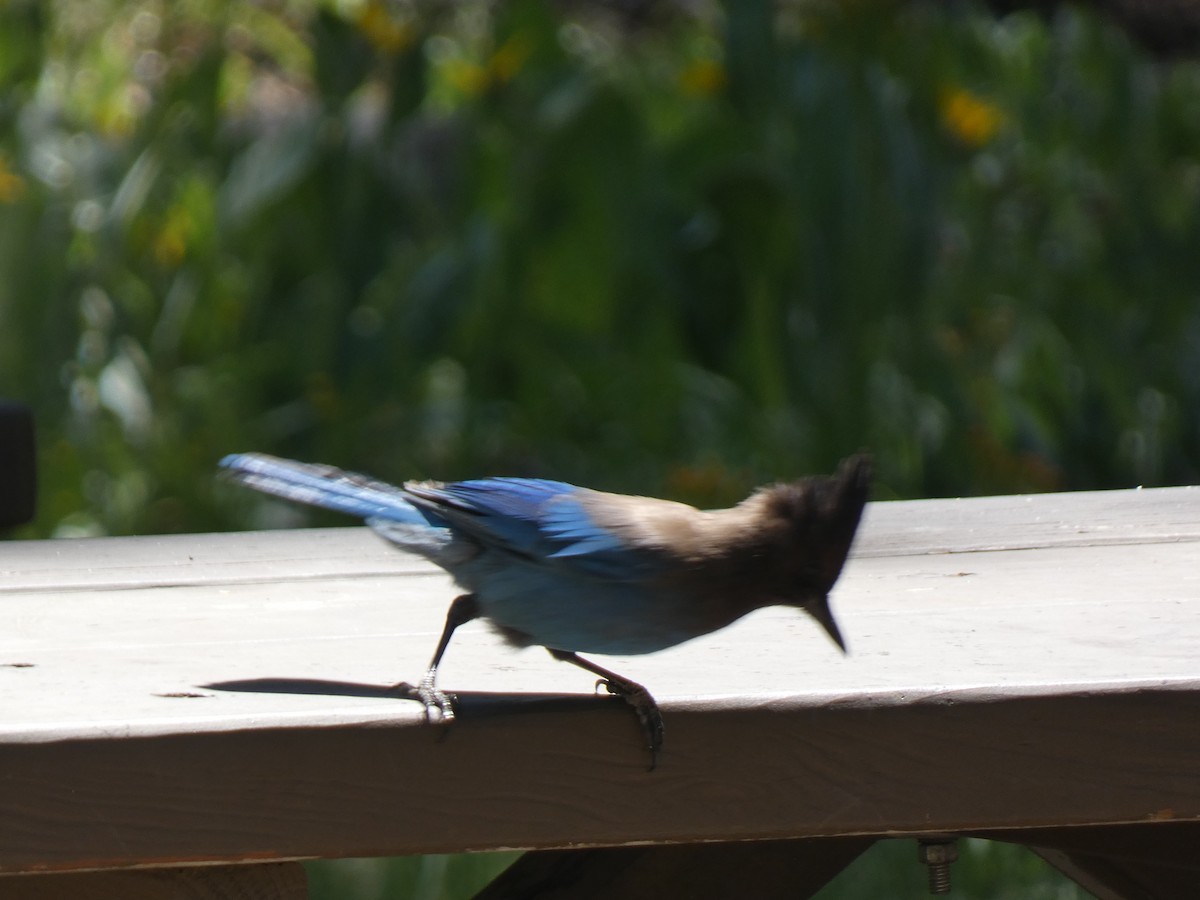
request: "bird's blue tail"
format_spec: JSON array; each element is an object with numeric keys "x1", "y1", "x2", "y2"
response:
[{"x1": 219, "y1": 453, "x2": 430, "y2": 524}]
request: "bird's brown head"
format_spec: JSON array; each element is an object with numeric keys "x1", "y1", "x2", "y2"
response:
[{"x1": 756, "y1": 453, "x2": 872, "y2": 652}]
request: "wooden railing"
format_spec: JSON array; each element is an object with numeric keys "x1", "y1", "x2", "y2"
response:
[{"x1": 2, "y1": 485, "x2": 1198, "y2": 898}]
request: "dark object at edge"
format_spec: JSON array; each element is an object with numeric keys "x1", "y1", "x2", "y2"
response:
[{"x1": 0, "y1": 401, "x2": 36, "y2": 529}]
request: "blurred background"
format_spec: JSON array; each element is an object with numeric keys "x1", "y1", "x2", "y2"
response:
[{"x1": 3, "y1": 0, "x2": 1198, "y2": 895}]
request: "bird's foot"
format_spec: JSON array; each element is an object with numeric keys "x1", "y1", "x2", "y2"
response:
[
  {"x1": 392, "y1": 672, "x2": 456, "y2": 727},
  {"x1": 596, "y1": 677, "x2": 664, "y2": 771},
  {"x1": 547, "y1": 648, "x2": 664, "y2": 770}
]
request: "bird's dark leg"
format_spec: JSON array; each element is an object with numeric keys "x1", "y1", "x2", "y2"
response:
[
  {"x1": 394, "y1": 593, "x2": 479, "y2": 725},
  {"x1": 547, "y1": 649, "x2": 664, "y2": 771}
]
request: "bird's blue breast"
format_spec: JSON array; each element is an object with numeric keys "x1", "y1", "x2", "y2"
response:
[{"x1": 451, "y1": 554, "x2": 702, "y2": 654}]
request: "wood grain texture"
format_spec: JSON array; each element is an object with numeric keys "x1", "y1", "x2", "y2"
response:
[{"x1": 1, "y1": 485, "x2": 1198, "y2": 873}]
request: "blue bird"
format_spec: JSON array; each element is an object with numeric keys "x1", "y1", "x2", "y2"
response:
[{"x1": 220, "y1": 452, "x2": 872, "y2": 768}]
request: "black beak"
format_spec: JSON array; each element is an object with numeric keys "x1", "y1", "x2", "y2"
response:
[{"x1": 808, "y1": 595, "x2": 847, "y2": 654}]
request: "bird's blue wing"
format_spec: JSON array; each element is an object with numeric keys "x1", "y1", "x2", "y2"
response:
[
  {"x1": 538, "y1": 495, "x2": 627, "y2": 556},
  {"x1": 404, "y1": 477, "x2": 647, "y2": 577},
  {"x1": 403, "y1": 477, "x2": 574, "y2": 555},
  {"x1": 406, "y1": 477, "x2": 570, "y2": 518}
]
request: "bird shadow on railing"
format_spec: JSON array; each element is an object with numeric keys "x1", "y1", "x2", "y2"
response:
[{"x1": 200, "y1": 677, "x2": 627, "y2": 720}]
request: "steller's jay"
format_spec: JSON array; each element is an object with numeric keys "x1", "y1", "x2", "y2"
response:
[{"x1": 220, "y1": 452, "x2": 872, "y2": 768}]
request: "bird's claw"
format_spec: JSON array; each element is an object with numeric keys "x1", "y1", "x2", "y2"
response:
[
  {"x1": 598, "y1": 678, "x2": 664, "y2": 772},
  {"x1": 392, "y1": 677, "x2": 457, "y2": 726}
]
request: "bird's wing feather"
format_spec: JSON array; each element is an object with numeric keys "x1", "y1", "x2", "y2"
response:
[
  {"x1": 220, "y1": 453, "x2": 429, "y2": 524},
  {"x1": 404, "y1": 478, "x2": 658, "y2": 577},
  {"x1": 403, "y1": 477, "x2": 575, "y2": 556},
  {"x1": 405, "y1": 477, "x2": 570, "y2": 517},
  {"x1": 539, "y1": 495, "x2": 627, "y2": 557}
]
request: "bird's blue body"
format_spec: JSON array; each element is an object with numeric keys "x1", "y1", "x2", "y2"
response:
[{"x1": 220, "y1": 451, "x2": 872, "y2": 766}]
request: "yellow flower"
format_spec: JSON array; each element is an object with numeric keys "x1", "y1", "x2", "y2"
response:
[
  {"x1": 357, "y1": 0, "x2": 414, "y2": 54},
  {"x1": 444, "y1": 60, "x2": 488, "y2": 96},
  {"x1": 490, "y1": 35, "x2": 531, "y2": 84},
  {"x1": 680, "y1": 58, "x2": 726, "y2": 97},
  {"x1": 440, "y1": 36, "x2": 530, "y2": 99},
  {"x1": 0, "y1": 155, "x2": 27, "y2": 203},
  {"x1": 154, "y1": 204, "x2": 191, "y2": 268},
  {"x1": 939, "y1": 86, "x2": 1004, "y2": 148}
]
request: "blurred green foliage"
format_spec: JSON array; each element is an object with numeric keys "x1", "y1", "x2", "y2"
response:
[
  {"x1": 815, "y1": 838, "x2": 1092, "y2": 900},
  {"x1": 3, "y1": 0, "x2": 1199, "y2": 541},
  {"x1": 305, "y1": 839, "x2": 1093, "y2": 900},
  {"x1": 1, "y1": 0, "x2": 1193, "y2": 894},
  {"x1": 306, "y1": 851, "x2": 520, "y2": 900}
]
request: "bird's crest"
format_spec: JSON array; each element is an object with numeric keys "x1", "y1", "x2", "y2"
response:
[{"x1": 762, "y1": 453, "x2": 873, "y2": 593}]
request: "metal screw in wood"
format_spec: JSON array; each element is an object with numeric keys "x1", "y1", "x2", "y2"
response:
[{"x1": 917, "y1": 837, "x2": 959, "y2": 894}]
